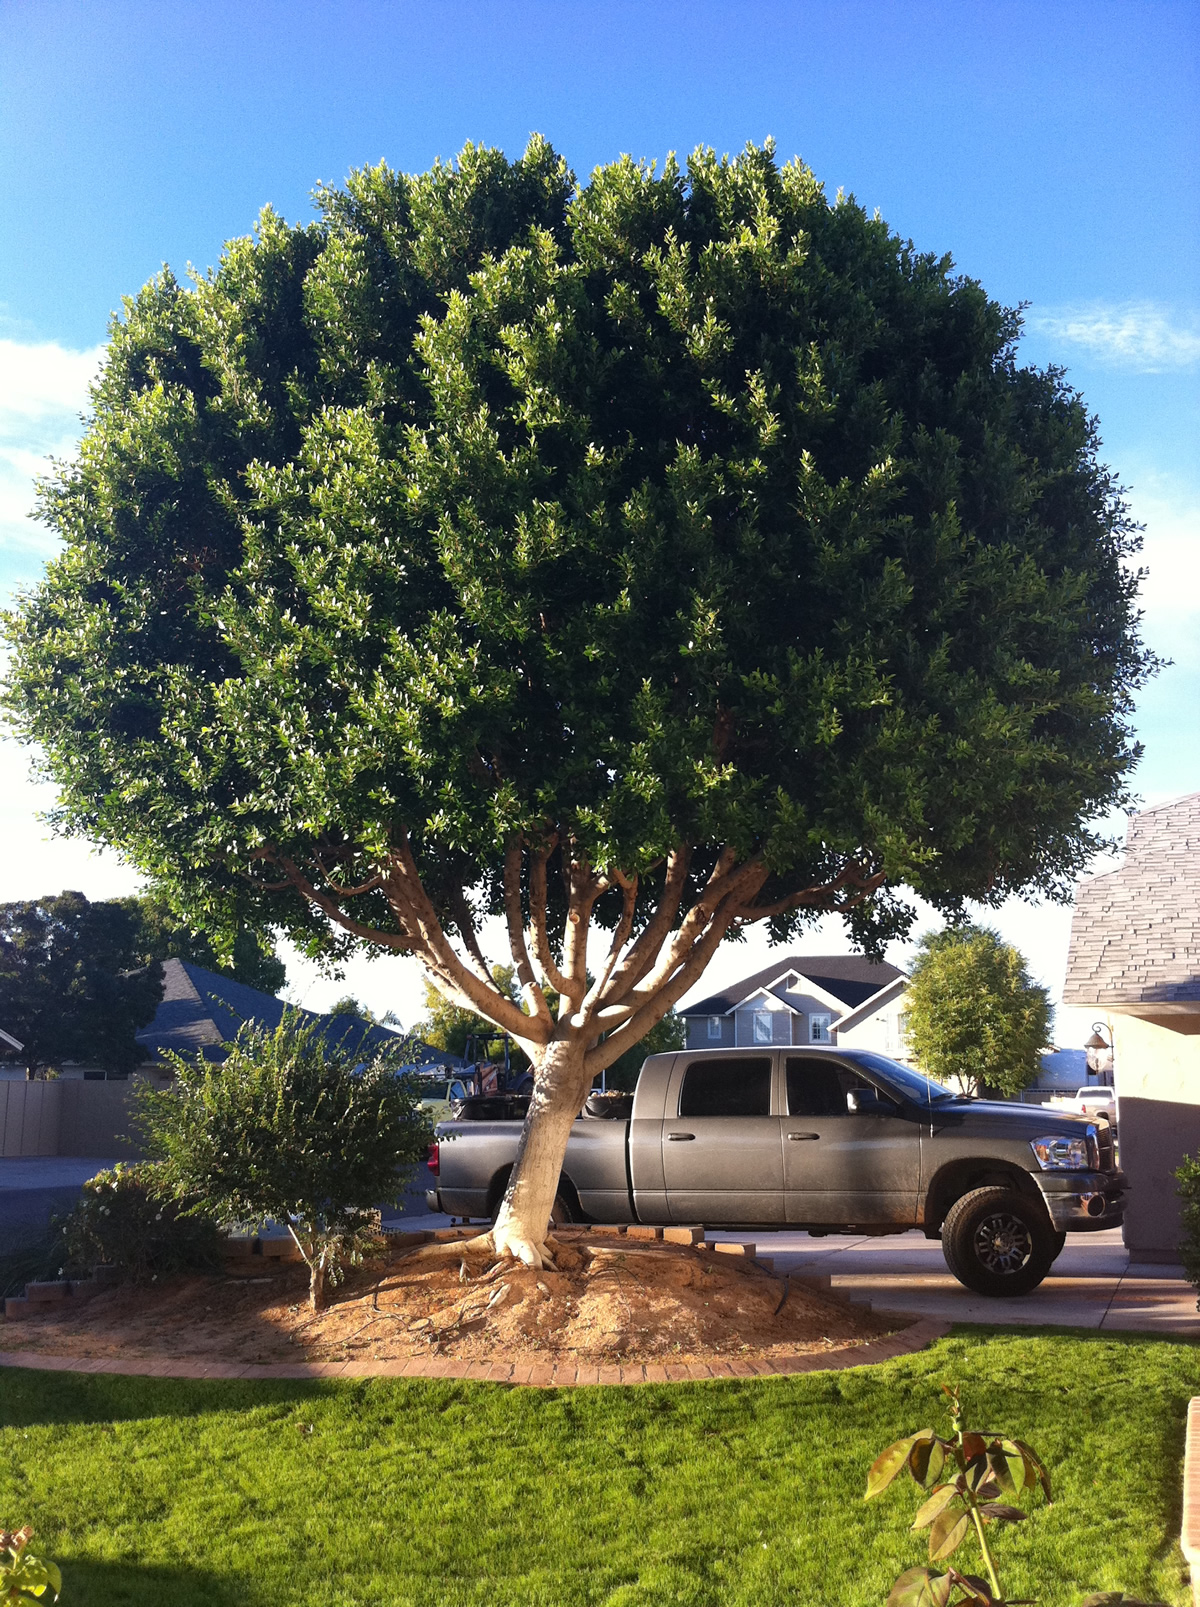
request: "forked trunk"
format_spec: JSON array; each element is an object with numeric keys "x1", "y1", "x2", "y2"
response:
[
  {"x1": 289, "y1": 1225, "x2": 328, "y2": 1311},
  {"x1": 491, "y1": 1037, "x2": 591, "y2": 1269}
]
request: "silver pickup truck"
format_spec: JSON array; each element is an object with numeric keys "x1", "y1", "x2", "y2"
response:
[{"x1": 427, "y1": 1046, "x2": 1127, "y2": 1296}]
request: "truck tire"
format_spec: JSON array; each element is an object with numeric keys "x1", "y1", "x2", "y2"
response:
[
  {"x1": 941, "y1": 1186, "x2": 1057, "y2": 1297},
  {"x1": 1050, "y1": 1229, "x2": 1067, "y2": 1263}
]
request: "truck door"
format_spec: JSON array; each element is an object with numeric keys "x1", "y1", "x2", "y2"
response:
[
  {"x1": 782, "y1": 1054, "x2": 921, "y2": 1226},
  {"x1": 661, "y1": 1054, "x2": 784, "y2": 1224}
]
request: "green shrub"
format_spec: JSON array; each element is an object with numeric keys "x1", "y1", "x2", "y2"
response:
[
  {"x1": 137, "y1": 1014, "x2": 431, "y2": 1309},
  {"x1": 1176, "y1": 1153, "x2": 1200, "y2": 1299},
  {"x1": 56, "y1": 1162, "x2": 223, "y2": 1282}
]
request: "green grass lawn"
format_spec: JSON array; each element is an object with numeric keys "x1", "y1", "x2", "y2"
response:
[{"x1": 0, "y1": 1328, "x2": 1194, "y2": 1606}]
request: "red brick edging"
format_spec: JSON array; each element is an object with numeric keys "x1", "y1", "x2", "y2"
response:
[
  {"x1": 0, "y1": 1316, "x2": 948, "y2": 1387},
  {"x1": 1182, "y1": 1397, "x2": 1200, "y2": 1605}
]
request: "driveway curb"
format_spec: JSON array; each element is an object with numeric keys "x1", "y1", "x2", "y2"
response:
[{"x1": 0, "y1": 1315, "x2": 949, "y2": 1386}]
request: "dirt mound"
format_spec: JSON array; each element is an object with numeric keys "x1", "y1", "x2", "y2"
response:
[{"x1": 3, "y1": 1231, "x2": 893, "y2": 1369}]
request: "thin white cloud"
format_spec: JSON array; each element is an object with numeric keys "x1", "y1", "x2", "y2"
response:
[{"x1": 1027, "y1": 302, "x2": 1200, "y2": 371}]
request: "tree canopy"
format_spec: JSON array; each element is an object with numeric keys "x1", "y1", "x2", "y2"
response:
[
  {"x1": 0, "y1": 136, "x2": 1153, "y2": 1259},
  {"x1": 903, "y1": 923, "x2": 1052, "y2": 1097},
  {"x1": 0, "y1": 892, "x2": 163, "y2": 1077}
]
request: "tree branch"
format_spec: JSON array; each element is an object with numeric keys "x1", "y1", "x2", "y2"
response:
[
  {"x1": 504, "y1": 838, "x2": 553, "y2": 1029},
  {"x1": 581, "y1": 870, "x2": 638, "y2": 1016},
  {"x1": 601, "y1": 845, "x2": 692, "y2": 1006},
  {"x1": 384, "y1": 836, "x2": 542, "y2": 1043},
  {"x1": 529, "y1": 836, "x2": 572, "y2": 997}
]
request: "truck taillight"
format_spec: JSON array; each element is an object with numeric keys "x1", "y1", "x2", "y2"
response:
[{"x1": 427, "y1": 1140, "x2": 440, "y2": 1176}]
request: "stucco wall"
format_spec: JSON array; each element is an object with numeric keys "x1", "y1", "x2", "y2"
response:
[{"x1": 1112, "y1": 1011, "x2": 1200, "y2": 1259}]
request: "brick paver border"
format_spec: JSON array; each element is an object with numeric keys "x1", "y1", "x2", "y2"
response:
[
  {"x1": 1182, "y1": 1396, "x2": 1200, "y2": 1606},
  {"x1": 0, "y1": 1315, "x2": 949, "y2": 1387}
]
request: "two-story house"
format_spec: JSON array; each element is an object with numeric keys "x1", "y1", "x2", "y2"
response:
[{"x1": 680, "y1": 953, "x2": 910, "y2": 1059}]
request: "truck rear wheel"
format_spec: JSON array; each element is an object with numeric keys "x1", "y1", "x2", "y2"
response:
[{"x1": 941, "y1": 1186, "x2": 1056, "y2": 1297}]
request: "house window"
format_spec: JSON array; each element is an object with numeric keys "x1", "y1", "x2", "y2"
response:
[
  {"x1": 897, "y1": 1012, "x2": 909, "y2": 1042},
  {"x1": 707, "y1": 1015, "x2": 723, "y2": 1041},
  {"x1": 753, "y1": 1010, "x2": 773, "y2": 1044},
  {"x1": 809, "y1": 1013, "x2": 832, "y2": 1044}
]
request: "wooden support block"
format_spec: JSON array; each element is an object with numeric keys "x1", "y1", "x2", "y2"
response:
[
  {"x1": 68, "y1": 1278, "x2": 98, "y2": 1300},
  {"x1": 626, "y1": 1225, "x2": 663, "y2": 1241},
  {"x1": 222, "y1": 1237, "x2": 255, "y2": 1259},
  {"x1": 663, "y1": 1226, "x2": 704, "y2": 1245},
  {"x1": 712, "y1": 1242, "x2": 755, "y2": 1259},
  {"x1": 4, "y1": 1298, "x2": 31, "y2": 1319},
  {"x1": 382, "y1": 1229, "x2": 434, "y2": 1247}
]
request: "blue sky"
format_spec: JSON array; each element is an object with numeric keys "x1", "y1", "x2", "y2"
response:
[{"x1": 0, "y1": 0, "x2": 1196, "y2": 1028}]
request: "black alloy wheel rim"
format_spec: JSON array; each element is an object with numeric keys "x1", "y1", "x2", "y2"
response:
[{"x1": 972, "y1": 1211, "x2": 1034, "y2": 1276}]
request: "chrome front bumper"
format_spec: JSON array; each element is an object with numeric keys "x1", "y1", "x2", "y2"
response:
[{"x1": 1037, "y1": 1172, "x2": 1127, "y2": 1232}]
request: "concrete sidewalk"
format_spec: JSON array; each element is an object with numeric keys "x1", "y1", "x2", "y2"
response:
[{"x1": 712, "y1": 1226, "x2": 1200, "y2": 1337}]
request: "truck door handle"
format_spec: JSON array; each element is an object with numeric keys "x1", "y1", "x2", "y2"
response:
[
  {"x1": 666, "y1": 1132, "x2": 696, "y2": 1141},
  {"x1": 787, "y1": 1132, "x2": 820, "y2": 1141}
]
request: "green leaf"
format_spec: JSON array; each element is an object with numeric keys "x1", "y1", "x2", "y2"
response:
[
  {"x1": 929, "y1": 1506, "x2": 971, "y2": 1561},
  {"x1": 867, "y1": 1435, "x2": 922, "y2": 1498},
  {"x1": 996, "y1": 1437, "x2": 1034, "y2": 1493},
  {"x1": 912, "y1": 1484, "x2": 959, "y2": 1530},
  {"x1": 1011, "y1": 1437, "x2": 1052, "y2": 1502},
  {"x1": 910, "y1": 1434, "x2": 948, "y2": 1487},
  {"x1": 886, "y1": 1567, "x2": 954, "y2": 1607}
]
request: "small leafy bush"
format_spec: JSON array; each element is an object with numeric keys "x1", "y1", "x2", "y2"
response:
[
  {"x1": 57, "y1": 1162, "x2": 223, "y2": 1282},
  {"x1": 0, "y1": 1525, "x2": 61, "y2": 1602},
  {"x1": 138, "y1": 1014, "x2": 431, "y2": 1309},
  {"x1": 1176, "y1": 1153, "x2": 1200, "y2": 1299},
  {"x1": 866, "y1": 1385, "x2": 1164, "y2": 1606}
]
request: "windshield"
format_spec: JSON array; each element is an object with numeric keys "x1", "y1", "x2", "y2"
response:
[
  {"x1": 846, "y1": 1052, "x2": 957, "y2": 1104},
  {"x1": 418, "y1": 1081, "x2": 454, "y2": 1100}
]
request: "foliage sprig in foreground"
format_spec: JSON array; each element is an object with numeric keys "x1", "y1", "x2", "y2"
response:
[{"x1": 866, "y1": 1384, "x2": 1163, "y2": 1607}]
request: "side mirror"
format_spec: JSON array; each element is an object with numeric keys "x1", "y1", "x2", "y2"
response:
[{"x1": 847, "y1": 1088, "x2": 893, "y2": 1115}]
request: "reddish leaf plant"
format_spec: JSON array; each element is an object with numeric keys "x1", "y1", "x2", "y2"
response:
[{"x1": 865, "y1": 1385, "x2": 1163, "y2": 1607}]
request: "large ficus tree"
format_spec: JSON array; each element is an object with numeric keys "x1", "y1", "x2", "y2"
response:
[{"x1": 4, "y1": 139, "x2": 1151, "y2": 1266}]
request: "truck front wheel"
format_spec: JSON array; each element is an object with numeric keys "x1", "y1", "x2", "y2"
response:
[{"x1": 941, "y1": 1186, "x2": 1057, "y2": 1297}]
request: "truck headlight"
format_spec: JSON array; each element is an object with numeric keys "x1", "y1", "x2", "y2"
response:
[{"x1": 1030, "y1": 1134, "x2": 1092, "y2": 1170}]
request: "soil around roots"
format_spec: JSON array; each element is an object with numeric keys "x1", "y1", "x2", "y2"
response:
[{"x1": 3, "y1": 1231, "x2": 894, "y2": 1369}]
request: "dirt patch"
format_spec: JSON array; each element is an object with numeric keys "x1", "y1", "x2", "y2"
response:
[{"x1": 3, "y1": 1231, "x2": 893, "y2": 1369}]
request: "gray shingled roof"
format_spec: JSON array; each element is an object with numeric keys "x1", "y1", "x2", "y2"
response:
[
  {"x1": 682, "y1": 953, "x2": 905, "y2": 1016},
  {"x1": 1063, "y1": 791, "x2": 1200, "y2": 1006},
  {"x1": 136, "y1": 958, "x2": 461, "y2": 1066}
]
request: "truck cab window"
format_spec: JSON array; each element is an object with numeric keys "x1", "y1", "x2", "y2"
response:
[
  {"x1": 679, "y1": 1057, "x2": 772, "y2": 1117},
  {"x1": 786, "y1": 1057, "x2": 886, "y2": 1116}
]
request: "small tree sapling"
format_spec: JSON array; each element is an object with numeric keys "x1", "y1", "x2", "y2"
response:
[{"x1": 138, "y1": 1015, "x2": 430, "y2": 1309}]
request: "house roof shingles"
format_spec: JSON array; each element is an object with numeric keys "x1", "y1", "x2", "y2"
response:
[
  {"x1": 136, "y1": 958, "x2": 458, "y2": 1066},
  {"x1": 1063, "y1": 791, "x2": 1200, "y2": 1006},
  {"x1": 682, "y1": 953, "x2": 905, "y2": 1016}
]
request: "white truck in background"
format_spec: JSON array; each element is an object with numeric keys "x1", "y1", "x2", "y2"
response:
[{"x1": 1046, "y1": 1086, "x2": 1117, "y2": 1123}]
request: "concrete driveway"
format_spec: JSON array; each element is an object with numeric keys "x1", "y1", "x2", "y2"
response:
[{"x1": 711, "y1": 1226, "x2": 1200, "y2": 1337}]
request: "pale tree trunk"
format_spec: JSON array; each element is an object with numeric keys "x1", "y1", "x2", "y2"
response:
[{"x1": 491, "y1": 1037, "x2": 591, "y2": 1268}]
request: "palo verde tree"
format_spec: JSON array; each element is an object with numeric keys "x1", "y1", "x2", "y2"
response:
[{"x1": 3, "y1": 139, "x2": 1152, "y2": 1266}]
